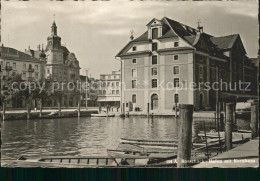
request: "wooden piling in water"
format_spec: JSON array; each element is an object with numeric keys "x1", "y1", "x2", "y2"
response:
[
  {"x1": 251, "y1": 101, "x2": 259, "y2": 139},
  {"x1": 225, "y1": 103, "x2": 233, "y2": 151},
  {"x1": 177, "y1": 104, "x2": 193, "y2": 168},
  {"x1": 147, "y1": 103, "x2": 149, "y2": 118}
]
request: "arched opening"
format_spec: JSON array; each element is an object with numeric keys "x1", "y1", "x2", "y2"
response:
[
  {"x1": 199, "y1": 93, "x2": 203, "y2": 110},
  {"x1": 151, "y1": 94, "x2": 158, "y2": 110}
]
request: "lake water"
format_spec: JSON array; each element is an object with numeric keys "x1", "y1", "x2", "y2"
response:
[{"x1": 1, "y1": 116, "x2": 250, "y2": 167}]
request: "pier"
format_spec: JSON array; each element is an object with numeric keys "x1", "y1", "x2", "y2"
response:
[{"x1": 193, "y1": 138, "x2": 259, "y2": 168}]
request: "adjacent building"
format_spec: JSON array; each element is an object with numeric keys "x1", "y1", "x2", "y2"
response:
[
  {"x1": 116, "y1": 17, "x2": 258, "y2": 113},
  {"x1": 97, "y1": 70, "x2": 121, "y2": 107},
  {"x1": 0, "y1": 44, "x2": 46, "y2": 108}
]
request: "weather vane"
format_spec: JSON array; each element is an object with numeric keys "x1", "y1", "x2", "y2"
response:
[
  {"x1": 196, "y1": 19, "x2": 201, "y2": 28},
  {"x1": 130, "y1": 29, "x2": 134, "y2": 40}
]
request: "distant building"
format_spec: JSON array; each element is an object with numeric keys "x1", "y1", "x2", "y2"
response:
[
  {"x1": 116, "y1": 17, "x2": 258, "y2": 113},
  {"x1": 97, "y1": 70, "x2": 121, "y2": 107},
  {"x1": 0, "y1": 44, "x2": 46, "y2": 108}
]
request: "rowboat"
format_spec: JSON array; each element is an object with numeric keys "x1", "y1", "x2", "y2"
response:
[
  {"x1": 17, "y1": 155, "x2": 177, "y2": 168},
  {"x1": 91, "y1": 114, "x2": 115, "y2": 117},
  {"x1": 107, "y1": 149, "x2": 178, "y2": 158},
  {"x1": 120, "y1": 138, "x2": 178, "y2": 144}
]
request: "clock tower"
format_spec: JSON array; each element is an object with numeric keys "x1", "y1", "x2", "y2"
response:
[
  {"x1": 46, "y1": 21, "x2": 61, "y2": 50},
  {"x1": 45, "y1": 21, "x2": 64, "y2": 81}
]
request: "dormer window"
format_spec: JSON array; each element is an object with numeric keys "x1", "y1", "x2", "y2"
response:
[
  {"x1": 152, "y1": 28, "x2": 158, "y2": 39},
  {"x1": 132, "y1": 46, "x2": 136, "y2": 51},
  {"x1": 174, "y1": 42, "x2": 179, "y2": 47}
]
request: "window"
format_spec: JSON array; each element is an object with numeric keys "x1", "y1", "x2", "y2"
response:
[
  {"x1": 152, "y1": 43, "x2": 158, "y2": 51},
  {"x1": 132, "y1": 69, "x2": 137, "y2": 77},
  {"x1": 132, "y1": 80, "x2": 137, "y2": 88},
  {"x1": 152, "y1": 68, "x2": 157, "y2": 76},
  {"x1": 116, "y1": 82, "x2": 119, "y2": 87},
  {"x1": 35, "y1": 65, "x2": 38, "y2": 70},
  {"x1": 6, "y1": 62, "x2": 10, "y2": 66},
  {"x1": 22, "y1": 72, "x2": 26, "y2": 79},
  {"x1": 152, "y1": 55, "x2": 157, "y2": 65},
  {"x1": 116, "y1": 90, "x2": 119, "y2": 94},
  {"x1": 132, "y1": 58, "x2": 137, "y2": 64},
  {"x1": 132, "y1": 46, "x2": 136, "y2": 51},
  {"x1": 174, "y1": 55, "x2": 179, "y2": 61},
  {"x1": 173, "y1": 66, "x2": 179, "y2": 75},
  {"x1": 111, "y1": 82, "x2": 114, "y2": 87},
  {"x1": 99, "y1": 90, "x2": 102, "y2": 94},
  {"x1": 29, "y1": 64, "x2": 32, "y2": 69},
  {"x1": 174, "y1": 94, "x2": 179, "y2": 103},
  {"x1": 29, "y1": 72, "x2": 32, "y2": 78},
  {"x1": 174, "y1": 78, "x2": 179, "y2": 88},
  {"x1": 13, "y1": 63, "x2": 16, "y2": 70},
  {"x1": 152, "y1": 79, "x2": 157, "y2": 88},
  {"x1": 23, "y1": 64, "x2": 26, "y2": 69},
  {"x1": 152, "y1": 28, "x2": 158, "y2": 39},
  {"x1": 132, "y1": 94, "x2": 136, "y2": 103},
  {"x1": 103, "y1": 90, "x2": 106, "y2": 94},
  {"x1": 112, "y1": 90, "x2": 115, "y2": 94},
  {"x1": 199, "y1": 66, "x2": 203, "y2": 77},
  {"x1": 35, "y1": 73, "x2": 39, "y2": 79},
  {"x1": 174, "y1": 42, "x2": 179, "y2": 47}
]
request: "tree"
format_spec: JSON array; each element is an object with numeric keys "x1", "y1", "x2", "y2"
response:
[{"x1": 1, "y1": 72, "x2": 24, "y2": 120}]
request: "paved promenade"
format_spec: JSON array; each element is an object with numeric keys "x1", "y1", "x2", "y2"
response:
[{"x1": 193, "y1": 138, "x2": 259, "y2": 168}]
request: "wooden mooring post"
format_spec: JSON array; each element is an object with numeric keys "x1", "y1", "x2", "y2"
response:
[
  {"x1": 225, "y1": 103, "x2": 233, "y2": 151},
  {"x1": 251, "y1": 101, "x2": 259, "y2": 139},
  {"x1": 177, "y1": 104, "x2": 193, "y2": 168},
  {"x1": 147, "y1": 103, "x2": 150, "y2": 118}
]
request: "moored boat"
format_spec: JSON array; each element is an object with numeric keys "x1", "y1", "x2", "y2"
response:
[
  {"x1": 91, "y1": 114, "x2": 115, "y2": 117},
  {"x1": 17, "y1": 155, "x2": 177, "y2": 168}
]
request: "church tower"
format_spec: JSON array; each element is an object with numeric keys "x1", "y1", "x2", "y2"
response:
[{"x1": 45, "y1": 20, "x2": 64, "y2": 81}]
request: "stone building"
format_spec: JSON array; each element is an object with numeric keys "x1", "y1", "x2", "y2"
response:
[
  {"x1": 116, "y1": 17, "x2": 258, "y2": 113},
  {"x1": 0, "y1": 44, "x2": 46, "y2": 108}
]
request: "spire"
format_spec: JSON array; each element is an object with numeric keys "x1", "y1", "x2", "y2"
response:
[{"x1": 51, "y1": 14, "x2": 57, "y2": 36}]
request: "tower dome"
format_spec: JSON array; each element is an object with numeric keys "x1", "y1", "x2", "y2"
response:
[{"x1": 40, "y1": 50, "x2": 46, "y2": 58}]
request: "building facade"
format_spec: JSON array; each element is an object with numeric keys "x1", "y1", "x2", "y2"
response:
[
  {"x1": 116, "y1": 17, "x2": 258, "y2": 113},
  {"x1": 44, "y1": 21, "x2": 81, "y2": 107},
  {"x1": 97, "y1": 70, "x2": 121, "y2": 107},
  {"x1": 0, "y1": 44, "x2": 46, "y2": 108}
]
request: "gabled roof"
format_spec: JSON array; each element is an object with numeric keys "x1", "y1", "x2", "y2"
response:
[
  {"x1": 210, "y1": 34, "x2": 239, "y2": 50},
  {"x1": 116, "y1": 17, "x2": 246, "y2": 58},
  {"x1": 0, "y1": 46, "x2": 40, "y2": 61}
]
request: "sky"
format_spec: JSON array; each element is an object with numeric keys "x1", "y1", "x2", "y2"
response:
[{"x1": 1, "y1": 0, "x2": 258, "y2": 78}]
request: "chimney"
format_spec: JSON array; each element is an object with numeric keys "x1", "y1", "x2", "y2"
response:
[
  {"x1": 28, "y1": 46, "x2": 30, "y2": 50},
  {"x1": 42, "y1": 44, "x2": 44, "y2": 51},
  {"x1": 37, "y1": 44, "x2": 41, "y2": 51}
]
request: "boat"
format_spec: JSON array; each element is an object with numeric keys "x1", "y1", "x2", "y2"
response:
[
  {"x1": 48, "y1": 111, "x2": 59, "y2": 116},
  {"x1": 91, "y1": 113, "x2": 115, "y2": 117},
  {"x1": 107, "y1": 149, "x2": 178, "y2": 158},
  {"x1": 17, "y1": 155, "x2": 177, "y2": 168},
  {"x1": 120, "y1": 138, "x2": 178, "y2": 144}
]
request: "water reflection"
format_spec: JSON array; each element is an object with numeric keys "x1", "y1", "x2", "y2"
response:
[{"x1": 1, "y1": 116, "x2": 250, "y2": 166}]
